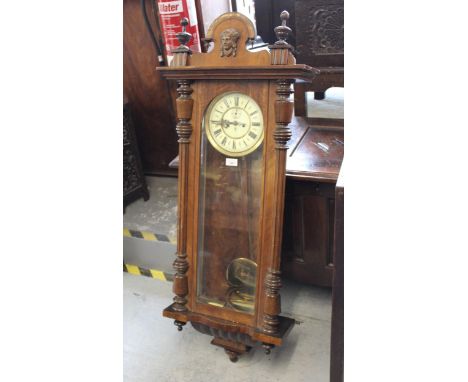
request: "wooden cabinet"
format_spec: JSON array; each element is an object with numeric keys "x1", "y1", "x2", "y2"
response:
[
  {"x1": 282, "y1": 180, "x2": 336, "y2": 286},
  {"x1": 294, "y1": 0, "x2": 344, "y2": 103},
  {"x1": 281, "y1": 117, "x2": 343, "y2": 287}
]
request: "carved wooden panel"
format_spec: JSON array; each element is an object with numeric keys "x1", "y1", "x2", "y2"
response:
[
  {"x1": 295, "y1": 0, "x2": 344, "y2": 67},
  {"x1": 123, "y1": 103, "x2": 149, "y2": 210}
]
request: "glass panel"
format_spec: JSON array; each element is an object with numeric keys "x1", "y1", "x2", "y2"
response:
[{"x1": 196, "y1": 109, "x2": 263, "y2": 315}]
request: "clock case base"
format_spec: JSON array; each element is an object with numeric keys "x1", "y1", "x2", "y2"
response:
[{"x1": 163, "y1": 303, "x2": 295, "y2": 360}]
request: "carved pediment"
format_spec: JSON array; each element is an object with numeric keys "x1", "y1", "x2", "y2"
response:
[
  {"x1": 165, "y1": 11, "x2": 311, "y2": 72},
  {"x1": 189, "y1": 12, "x2": 271, "y2": 67}
]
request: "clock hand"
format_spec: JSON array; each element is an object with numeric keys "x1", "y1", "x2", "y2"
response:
[
  {"x1": 211, "y1": 120, "x2": 232, "y2": 129},
  {"x1": 223, "y1": 120, "x2": 247, "y2": 127},
  {"x1": 211, "y1": 120, "x2": 224, "y2": 127}
]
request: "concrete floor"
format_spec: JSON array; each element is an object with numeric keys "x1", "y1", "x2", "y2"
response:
[
  {"x1": 124, "y1": 176, "x2": 178, "y2": 239},
  {"x1": 123, "y1": 176, "x2": 178, "y2": 273},
  {"x1": 124, "y1": 273, "x2": 331, "y2": 382}
]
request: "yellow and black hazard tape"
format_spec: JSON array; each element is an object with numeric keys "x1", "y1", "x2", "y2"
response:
[
  {"x1": 123, "y1": 228, "x2": 176, "y2": 244},
  {"x1": 123, "y1": 263, "x2": 174, "y2": 282}
]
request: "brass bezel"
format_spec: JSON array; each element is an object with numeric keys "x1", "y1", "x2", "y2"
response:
[{"x1": 203, "y1": 91, "x2": 264, "y2": 157}]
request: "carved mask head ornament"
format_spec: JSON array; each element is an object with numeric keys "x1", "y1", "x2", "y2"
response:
[{"x1": 220, "y1": 28, "x2": 240, "y2": 57}]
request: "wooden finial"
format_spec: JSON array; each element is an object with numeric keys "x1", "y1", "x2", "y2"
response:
[
  {"x1": 172, "y1": 17, "x2": 192, "y2": 66},
  {"x1": 269, "y1": 10, "x2": 294, "y2": 64},
  {"x1": 274, "y1": 11, "x2": 292, "y2": 45},
  {"x1": 176, "y1": 17, "x2": 192, "y2": 48}
]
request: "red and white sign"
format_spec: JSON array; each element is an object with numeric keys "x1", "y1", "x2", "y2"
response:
[{"x1": 156, "y1": 0, "x2": 201, "y2": 63}]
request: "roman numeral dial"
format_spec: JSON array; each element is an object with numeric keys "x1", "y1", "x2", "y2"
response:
[{"x1": 205, "y1": 92, "x2": 264, "y2": 157}]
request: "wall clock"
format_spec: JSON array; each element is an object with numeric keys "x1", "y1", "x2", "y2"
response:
[{"x1": 157, "y1": 11, "x2": 318, "y2": 362}]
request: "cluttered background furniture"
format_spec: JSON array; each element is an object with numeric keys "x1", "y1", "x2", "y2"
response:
[
  {"x1": 123, "y1": 101, "x2": 149, "y2": 211},
  {"x1": 282, "y1": 117, "x2": 343, "y2": 287},
  {"x1": 256, "y1": 0, "x2": 343, "y2": 111}
]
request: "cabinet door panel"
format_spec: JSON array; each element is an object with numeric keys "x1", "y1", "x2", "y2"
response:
[{"x1": 282, "y1": 180, "x2": 334, "y2": 287}]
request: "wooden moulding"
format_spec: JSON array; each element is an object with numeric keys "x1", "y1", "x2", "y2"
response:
[
  {"x1": 158, "y1": 65, "x2": 319, "y2": 82},
  {"x1": 163, "y1": 303, "x2": 295, "y2": 347}
]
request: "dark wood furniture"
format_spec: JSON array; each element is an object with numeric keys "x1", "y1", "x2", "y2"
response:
[
  {"x1": 158, "y1": 12, "x2": 319, "y2": 362},
  {"x1": 124, "y1": 0, "x2": 179, "y2": 175},
  {"x1": 123, "y1": 102, "x2": 149, "y2": 211},
  {"x1": 255, "y1": 0, "x2": 343, "y2": 111},
  {"x1": 330, "y1": 161, "x2": 344, "y2": 382},
  {"x1": 294, "y1": 68, "x2": 343, "y2": 116},
  {"x1": 281, "y1": 117, "x2": 343, "y2": 287},
  {"x1": 257, "y1": 0, "x2": 343, "y2": 285},
  {"x1": 294, "y1": 0, "x2": 343, "y2": 105},
  {"x1": 295, "y1": 0, "x2": 343, "y2": 68}
]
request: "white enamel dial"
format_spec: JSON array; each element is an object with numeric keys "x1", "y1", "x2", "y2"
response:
[{"x1": 204, "y1": 92, "x2": 264, "y2": 157}]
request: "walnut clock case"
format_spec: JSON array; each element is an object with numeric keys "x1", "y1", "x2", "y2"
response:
[{"x1": 157, "y1": 11, "x2": 318, "y2": 362}]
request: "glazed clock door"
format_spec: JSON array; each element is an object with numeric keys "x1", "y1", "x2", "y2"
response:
[{"x1": 196, "y1": 90, "x2": 265, "y2": 318}]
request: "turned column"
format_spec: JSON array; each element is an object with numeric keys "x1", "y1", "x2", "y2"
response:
[
  {"x1": 263, "y1": 78, "x2": 294, "y2": 335},
  {"x1": 172, "y1": 79, "x2": 193, "y2": 314},
  {"x1": 170, "y1": 19, "x2": 193, "y2": 328},
  {"x1": 263, "y1": 10, "x2": 295, "y2": 336}
]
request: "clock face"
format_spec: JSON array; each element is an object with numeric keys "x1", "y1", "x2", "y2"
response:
[{"x1": 204, "y1": 92, "x2": 264, "y2": 157}]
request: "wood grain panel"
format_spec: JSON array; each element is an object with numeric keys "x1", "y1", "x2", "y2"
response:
[
  {"x1": 287, "y1": 117, "x2": 344, "y2": 182},
  {"x1": 282, "y1": 180, "x2": 335, "y2": 287}
]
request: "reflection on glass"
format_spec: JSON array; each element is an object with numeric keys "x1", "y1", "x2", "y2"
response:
[{"x1": 196, "y1": 123, "x2": 263, "y2": 314}]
